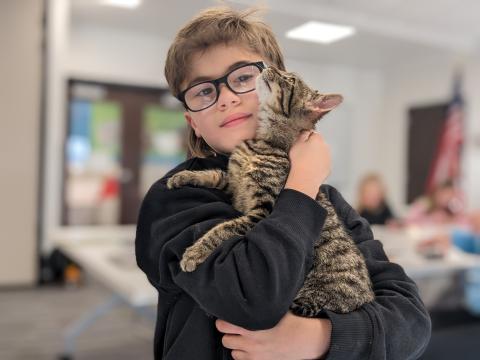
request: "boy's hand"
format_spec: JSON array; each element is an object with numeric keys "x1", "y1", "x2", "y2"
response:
[
  {"x1": 216, "y1": 311, "x2": 331, "y2": 360},
  {"x1": 285, "y1": 130, "x2": 331, "y2": 199}
]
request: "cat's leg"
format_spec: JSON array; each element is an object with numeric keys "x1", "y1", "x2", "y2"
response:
[
  {"x1": 290, "y1": 264, "x2": 330, "y2": 317},
  {"x1": 180, "y1": 212, "x2": 261, "y2": 272},
  {"x1": 167, "y1": 169, "x2": 228, "y2": 190},
  {"x1": 292, "y1": 192, "x2": 375, "y2": 316},
  {"x1": 292, "y1": 237, "x2": 375, "y2": 316}
]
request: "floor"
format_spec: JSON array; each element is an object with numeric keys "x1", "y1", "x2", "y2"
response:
[
  {"x1": 2, "y1": 278, "x2": 480, "y2": 360},
  {"x1": 0, "y1": 278, "x2": 154, "y2": 360},
  {"x1": 421, "y1": 309, "x2": 480, "y2": 360}
]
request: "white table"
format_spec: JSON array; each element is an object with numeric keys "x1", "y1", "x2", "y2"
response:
[
  {"x1": 372, "y1": 225, "x2": 480, "y2": 310},
  {"x1": 51, "y1": 225, "x2": 480, "y2": 358},
  {"x1": 372, "y1": 225, "x2": 480, "y2": 279},
  {"x1": 52, "y1": 227, "x2": 157, "y2": 359}
]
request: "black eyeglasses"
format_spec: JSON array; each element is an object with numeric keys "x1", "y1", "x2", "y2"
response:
[{"x1": 177, "y1": 61, "x2": 266, "y2": 112}]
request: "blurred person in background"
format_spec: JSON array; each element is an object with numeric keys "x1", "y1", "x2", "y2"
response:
[
  {"x1": 356, "y1": 173, "x2": 396, "y2": 225},
  {"x1": 451, "y1": 209, "x2": 480, "y2": 254},
  {"x1": 416, "y1": 209, "x2": 480, "y2": 314},
  {"x1": 416, "y1": 208, "x2": 480, "y2": 257},
  {"x1": 405, "y1": 180, "x2": 466, "y2": 226}
]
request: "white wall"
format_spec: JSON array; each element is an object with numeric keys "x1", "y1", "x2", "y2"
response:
[
  {"x1": 68, "y1": 23, "x2": 171, "y2": 87},
  {"x1": 43, "y1": 20, "x2": 173, "y2": 252},
  {"x1": 286, "y1": 60, "x2": 385, "y2": 202},
  {"x1": 41, "y1": 16, "x2": 387, "y2": 252},
  {"x1": 44, "y1": 6, "x2": 480, "y2": 253},
  {"x1": 0, "y1": 0, "x2": 42, "y2": 285},
  {"x1": 68, "y1": 25, "x2": 385, "y2": 203},
  {"x1": 66, "y1": 23, "x2": 381, "y2": 198},
  {"x1": 463, "y1": 61, "x2": 480, "y2": 210},
  {"x1": 380, "y1": 56, "x2": 480, "y2": 214},
  {"x1": 43, "y1": 0, "x2": 71, "y2": 254}
]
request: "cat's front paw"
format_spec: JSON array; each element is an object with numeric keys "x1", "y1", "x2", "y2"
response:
[
  {"x1": 180, "y1": 253, "x2": 200, "y2": 272},
  {"x1": 180, "y1": 244, "x2": 209, "y2": 272},
  {"x1": 167, "y1": 171, "x2": 193, "y2": 189},
  {"x1": 290, "y1": 298, "x2": 320, "y2": 318}
]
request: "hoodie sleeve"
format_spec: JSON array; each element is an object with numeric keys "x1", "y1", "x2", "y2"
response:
[
  {"x1": 135, "y1": 178, "x2": 327, "y2": 330},
  {"x1": 320, "y1": 185, "x2": 431, "y2": 360}
]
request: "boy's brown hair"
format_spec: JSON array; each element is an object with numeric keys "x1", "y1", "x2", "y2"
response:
[{"x1": 164, "y1": 5, "x2": 286, "y2": 158}]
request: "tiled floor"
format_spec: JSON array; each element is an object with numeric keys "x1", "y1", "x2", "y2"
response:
[
  {"x1": 0, "y1": 279, "x2": 154, "y2": 360},
  {"x1": 420, "y1": 309, "x2": 480, "y2": 360},
  {"x1": 2, "y1": 278, "x2": 480, "y2": 360}
]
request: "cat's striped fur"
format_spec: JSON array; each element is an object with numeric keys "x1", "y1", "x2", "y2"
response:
[{"x1": 167, "y1": 66, "x2": 374, "y2": 315}]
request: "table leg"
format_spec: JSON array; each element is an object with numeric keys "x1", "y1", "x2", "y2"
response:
[{"x1": 58, "y1": 294, "x2": 123, "y2": 360}]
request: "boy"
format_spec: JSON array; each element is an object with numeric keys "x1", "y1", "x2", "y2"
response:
[{"x1": 136, "y1": 6, "x2": 431, "y2": 359}]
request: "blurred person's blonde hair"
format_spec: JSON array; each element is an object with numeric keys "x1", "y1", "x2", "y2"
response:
[
  {"x1": 164, "y1": 5, "x2": 286, "y2": 158},
  {"x1": 356, "y1": 173, "x2": 387, "y2": 213}
]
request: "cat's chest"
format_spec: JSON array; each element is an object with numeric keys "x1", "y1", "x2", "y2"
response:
[
  {"x1": 228, "y1": 144, "x2": 289, "y2": 188},
  {"x1": 228, "y1": 153, "x2": 259, "y2": 185}
]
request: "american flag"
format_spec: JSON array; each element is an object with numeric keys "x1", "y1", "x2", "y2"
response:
[{"x1": 425, "y1": 74, "x2": 464, "y2": 193}]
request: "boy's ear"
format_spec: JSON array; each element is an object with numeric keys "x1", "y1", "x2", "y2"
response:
[{"x1": 185, "y1": 112, "x2": 201, "y2": 137}]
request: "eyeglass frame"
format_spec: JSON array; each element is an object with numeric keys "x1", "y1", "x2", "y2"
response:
[{"x1": 176, "y1": 61, "x2": 267, "y2": 112}]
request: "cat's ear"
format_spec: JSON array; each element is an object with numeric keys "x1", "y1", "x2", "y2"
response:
[{"x1": 308, "y1": 93, "x2": 343, "y2": 119}]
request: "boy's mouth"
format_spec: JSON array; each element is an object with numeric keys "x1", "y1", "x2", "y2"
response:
[{"x1": 221, "y1": 113, "x2": 252, "y2": 127}]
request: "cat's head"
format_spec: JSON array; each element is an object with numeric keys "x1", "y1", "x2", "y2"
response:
[{"x1": 256, "y1": 66, "x2": 343, "y2": 144}]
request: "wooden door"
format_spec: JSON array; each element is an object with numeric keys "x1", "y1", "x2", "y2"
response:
[
  {"x1": 63, "y1": 80, "x2": 185, "y2": 225},
  {"x1": 407, "y1": 103, "x2": 448, "y2": 203}
]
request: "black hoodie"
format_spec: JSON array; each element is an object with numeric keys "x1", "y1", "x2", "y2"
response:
[{"x1": 135, "y1": 154, "x2": 431, "y2": 359}]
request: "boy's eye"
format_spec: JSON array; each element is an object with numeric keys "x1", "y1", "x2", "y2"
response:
[
  {"x1": 234, "y1": 74, "x2": 254, "y2": 83},
  {"x1": 194, "y1": 87, "x2": 214, "y2": 97}
]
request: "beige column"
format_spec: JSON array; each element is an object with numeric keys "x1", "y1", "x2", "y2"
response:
[{"x1": 0, "y1": 0, "x2": 43, "y2": 286}]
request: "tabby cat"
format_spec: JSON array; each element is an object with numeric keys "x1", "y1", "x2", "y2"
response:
[{"x1": 167, "y1": 66, "x2": 374, "y2": 315}]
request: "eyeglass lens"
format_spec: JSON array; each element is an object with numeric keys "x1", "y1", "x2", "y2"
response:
[{"x1": 184, "y1": 64, "x2": 262, "y2": 111}]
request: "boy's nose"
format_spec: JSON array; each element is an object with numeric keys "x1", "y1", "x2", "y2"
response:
[{"x1": 216, "y1": 84, "x2": 240, "y2": 109}]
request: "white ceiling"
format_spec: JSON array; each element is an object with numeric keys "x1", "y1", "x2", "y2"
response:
[{"x1": 70, "y1": 0, "x2": 480, "y2": 70}]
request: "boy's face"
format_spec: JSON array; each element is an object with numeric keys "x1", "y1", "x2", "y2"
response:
[{"x1": 182, "y1": 44, "x2": 264, "y2": 154}]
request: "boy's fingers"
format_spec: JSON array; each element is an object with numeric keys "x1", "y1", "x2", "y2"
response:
[
  {"x1": 216, "y1": 319, "x2": 249, "y2": 335},
  {"x1": 298, "y1": 130, "x2": 313, "y2": 142},
  {"x1": 222, "y1": 334, "x2": 245, "y2": 350}
]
